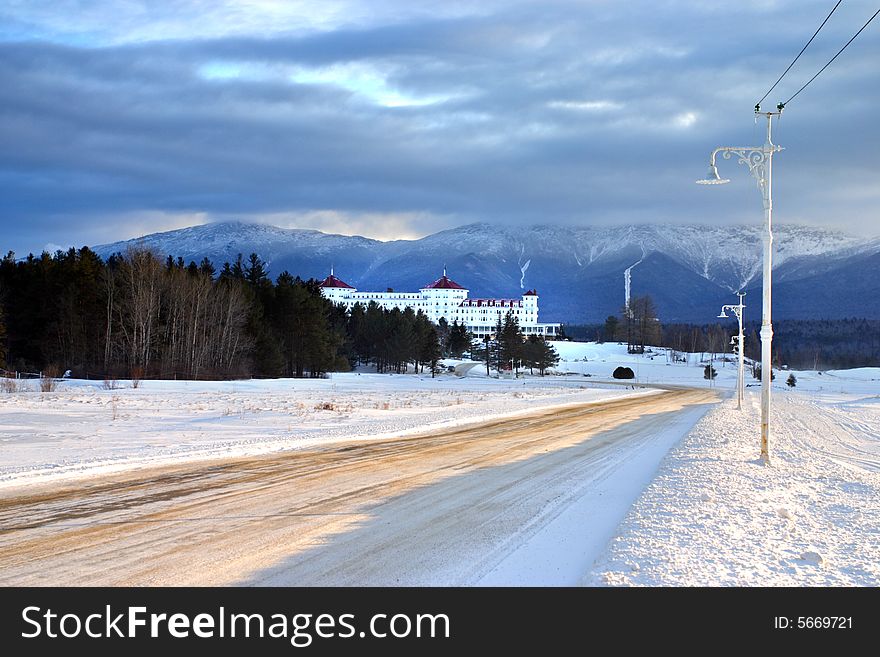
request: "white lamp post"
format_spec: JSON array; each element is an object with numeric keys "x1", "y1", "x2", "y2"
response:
[
  {"x1": 697, "y1": 106, "x2": 783, "y2": 464},
  {"x1": 718, "y1": 292, "x2": 746, "y2": 411}
]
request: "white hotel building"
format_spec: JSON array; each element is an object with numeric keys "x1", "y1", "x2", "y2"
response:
[{"x1": 319, "y1": 269, "x2": 560, "y2": 338}]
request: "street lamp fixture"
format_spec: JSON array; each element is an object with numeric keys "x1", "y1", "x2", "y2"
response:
[
  {"x1": 697, "y1": 164, "x2": 730, "y2": 185},
  {"x1": 718, "y1": 293, "x2": 746, "y2": 411},
  {"x1": 697, "y1": 106, "x2": 783, "y2": 464}
]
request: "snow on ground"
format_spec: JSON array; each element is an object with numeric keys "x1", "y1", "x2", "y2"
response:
[
  {"x1": 2, "y1": 339, "x2": 877, "y2": 587},
  {"x1": 0, "y1": 370, "x2": 654, "y2": 489},
  {"x1": 586, "y1": 386, "x2": 880, "y2": 586},
  {"x1": 552, "y1": 339, "x2": 880, "y2": 397}
]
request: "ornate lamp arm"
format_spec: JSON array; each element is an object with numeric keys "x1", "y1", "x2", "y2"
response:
[
  {"x1": 710, "y1": 145, "x2": 783, "y2": 191},
  {"x1": 720, "y1": 303, "x2": 743, "y2": 320}
]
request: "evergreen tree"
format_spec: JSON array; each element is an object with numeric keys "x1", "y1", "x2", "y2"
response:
[
  {"x1": 32, "y1": 247, "x2": 107, "y2": 375},
  {"x1": 745, "y1": 329, "x2": 761, "y2": 363},
  {"x1": 436, "y1": 317, "x2": 450, "y2": 356},
  {"x1": 273, "y1": 272, "x2": 336, "y2": 377},
  {"x1": 446, "y1": 320, "x2": 471, "y2": 358},
  {"x1": 0, "y1": 298, "x2": 6, "y2": 369},
  {"x1": 603, "y1": 315, "x2": 619, "y2": 343},
  {"x1": 786, "y1": 373, "x2": 797, "y2": 388},
  {"x1": 415, "y1": 313, "x2": 441, "y2": 376},
  {"x1": 326, "y1": 301, "x2": 352, "y2": 372},
  {"x1": 534, "y1": 337, "x2": 559, "y2": 375},
  {"x1": 199, "y1": 257, "x2": 216, "y2": 277},
  {"x1": 231, "y1": 254, "x2": 246, "y2": 280},
  {"x1": 347, "y1": 302, "x2": 368, "y2": 367},
  {"x1": 474, "y1": 335, "x2": 492, "y2": 376},
  {"x1": 388, "y1": 308, "x2": 416, "y2": 374},
  {"x1": 522, "y1": 335, "x2": 560, "y2": 376},
  {"x1": 522, "y1": 335, "x2": 540, "y2": 374},
  {"x1": 493, "y1": 315, "x2": 505, "y2": 372},
  {"x1": 498, "y1": 312, "x2": 524, "y2": 373},
  {"x1": 752, "y1": 364, "x2": 775, "y2": 381},
  {"x1": 245, "y1": 253, "x2": 269, "y2": 288},
  {"x1": 362, "y1": 302, "x2": 388, "y2": 372}
]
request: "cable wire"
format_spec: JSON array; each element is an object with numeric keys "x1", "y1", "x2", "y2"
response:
[
  {"x1": 756, "y1": 0, "x2": 842, "y2": 108},
  {"x1": 782, "y1": 7, "x2": 880, "y2": 106}
]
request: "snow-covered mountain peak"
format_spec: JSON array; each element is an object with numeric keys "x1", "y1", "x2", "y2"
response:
[{"x1": 91, "y1": 219, "x2": 878, "y2": 322}]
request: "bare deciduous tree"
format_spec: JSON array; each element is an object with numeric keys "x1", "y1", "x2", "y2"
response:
[{"x1": 118, "y1": 248, "x2": 164, "y2": 374}]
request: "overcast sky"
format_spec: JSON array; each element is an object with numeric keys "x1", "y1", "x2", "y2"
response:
[{"x1": 1, "y1": 0, "x2": 878, "y2": 255}]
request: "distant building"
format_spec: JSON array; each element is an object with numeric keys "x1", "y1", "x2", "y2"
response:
[{"x1": 319, "y1": 269, "x2": 560, "y2": 337}]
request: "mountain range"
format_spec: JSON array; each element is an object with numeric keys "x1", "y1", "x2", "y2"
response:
[{"x1": 94, "y1": 221, "x2": 880, "y2": 324}]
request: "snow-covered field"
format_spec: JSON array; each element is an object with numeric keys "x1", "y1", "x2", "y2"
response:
[
  {"x1": 0, "y1": 369, "x2": 653, "y2": 489},
  {"x1": 552, "y1": 340, "x2": 880, "y2": 394}
]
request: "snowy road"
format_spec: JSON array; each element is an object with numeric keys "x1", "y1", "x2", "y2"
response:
[{"x1": 0, "y1": 388, "x2": 716, "y2": 586}]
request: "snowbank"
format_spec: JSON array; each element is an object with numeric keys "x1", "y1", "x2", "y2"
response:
[{"x1": 587, "y1": 388, "x2": 880, "y2": 586}]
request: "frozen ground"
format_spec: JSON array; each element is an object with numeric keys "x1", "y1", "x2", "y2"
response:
[
  {"x1": 587, "y1": 383, "x2": 880, "y2": 586},
  {"x1": 0, "y1": 371, "x2": 653, "y2": 488}
]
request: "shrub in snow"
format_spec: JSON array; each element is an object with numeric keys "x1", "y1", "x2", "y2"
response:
[
  {"x1": 752, "y1": 364, "x2": 775, "y2": 381},
  {"x1": 39, "y1": 365, "x2": 61, "y2": 393},
  {"x1": 786, "y1": 373, "x2": 797, "y2": 388},
  {"x1": 612, "y1": 366, "x2": 635, "y2": 379},
  {"x1": 703, "y1": 365, "x2": 717, "y2": 380},
  {"x1": 1, "y1": 377, "x2": 20, "y2": 393}
]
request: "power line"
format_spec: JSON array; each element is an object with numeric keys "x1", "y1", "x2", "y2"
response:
[
  {"x1": 783, "y1": 7, "x2": 880, "y2": 106},
  {"x1": 756, "y1": 0, "x2": 842, "y2": 108}
]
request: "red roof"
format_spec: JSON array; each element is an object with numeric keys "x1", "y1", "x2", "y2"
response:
[
  {"x1": 423, "y1": 274, "x2": 466, "y2": 290},
  {"x1": 319, "y1": 274, "x2": 355, "y2": 289}
]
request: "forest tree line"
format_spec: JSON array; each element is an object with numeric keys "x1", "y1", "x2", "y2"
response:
[
  {"x1": 567, "y1": 301, "x2": 880, "y2": 370},
  {"x1": 0, "y1": 247, "x2": 559, "y2": 379}
]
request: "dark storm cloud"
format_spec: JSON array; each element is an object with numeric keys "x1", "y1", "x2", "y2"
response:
[{"x1": 1, "y1": 1, "x2": 878, "y2": 254}]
